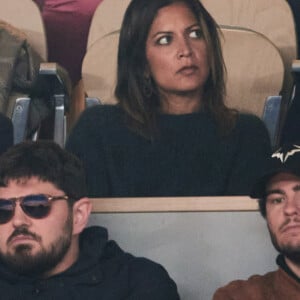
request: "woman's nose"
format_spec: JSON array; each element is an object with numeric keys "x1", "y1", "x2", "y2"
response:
[{"x1": 177, "y1": 37, "x2": 192, "y2": 59}]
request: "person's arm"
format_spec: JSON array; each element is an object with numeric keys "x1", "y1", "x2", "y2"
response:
[
  {"x1": 225, "y1": 114, "x2": 272, "y2": 195},
  {"x1": 127, "y1": 258, "x2": 180, "y2": 300},
  {"x1": 212, "y1": 277, "x2": 260, "y2": 300},
  {"x1": 66, "y1": 106, "x2": 111, "y2": 197}
]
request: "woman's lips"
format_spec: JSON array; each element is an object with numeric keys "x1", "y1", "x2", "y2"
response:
[{"x1": 177, "y1": 65, "x2": 198, "y2": 75}]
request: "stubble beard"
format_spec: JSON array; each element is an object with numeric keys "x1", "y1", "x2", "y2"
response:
[{"x1": 269, "y1": 225, "x2": 300, "y2": 263}]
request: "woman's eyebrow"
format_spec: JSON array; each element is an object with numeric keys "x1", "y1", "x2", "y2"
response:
[
  {"x1": 150, "y1": 22, "x2": 200, "y2": 39},
  {"x1": 150, "y1": 31, "x2": 172, "y2": 39}
]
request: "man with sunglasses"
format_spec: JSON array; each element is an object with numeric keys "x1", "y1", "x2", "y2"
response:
[
  {"x1": 0, "y1": 140, "x2": 179, "y2": 299},
  {"x1": 213, "y1": 143, "x2": 300, "y2": 299}
]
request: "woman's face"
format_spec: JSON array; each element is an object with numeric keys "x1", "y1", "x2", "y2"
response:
[{"x1": 146, "y1": 2, "x2": 209, "y2": 100}]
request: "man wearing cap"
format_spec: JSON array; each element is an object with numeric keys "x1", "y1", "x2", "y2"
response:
[{"x1": 213, "y1": 143, "x2": 300, "y2": 299}]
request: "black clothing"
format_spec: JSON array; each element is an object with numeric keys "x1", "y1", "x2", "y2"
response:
[
  {"x1": 277, "y1": 254, "x2": 300, "y2": 284},
  {"x1": 0, "y1": 113, "x2": 13, "y2": 155},
  {"x1": 66, "y1": 105, "x2": 271, "y2": 197},
  {"x1": 0, "y1": 226, "x2": 179, "y2": 299}
]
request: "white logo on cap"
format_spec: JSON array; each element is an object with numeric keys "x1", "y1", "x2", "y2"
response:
[{"x1": 272, "y1": 144, "x2": 300, "y2": 162}]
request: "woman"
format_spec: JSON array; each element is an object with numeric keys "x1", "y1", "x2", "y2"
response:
[{"x1": 66, "y1": 0, "x2": 271, "y2": 197}]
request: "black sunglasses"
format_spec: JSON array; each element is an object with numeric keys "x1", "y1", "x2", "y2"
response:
[{"x1": 0, "y1": 194, "x2": 69, "y2": 224}]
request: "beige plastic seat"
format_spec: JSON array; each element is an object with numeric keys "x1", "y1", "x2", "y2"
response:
[
  {"x1": 221, "y1": 27, "x2": 284, "y2": 116},
  {"x1": 81, "y1": 0, "x2": 131, "y2": 109},
  {"x1": 87, "y1": 0, "x2": 131, "y2": 49},
  {"x1": 201, "y1": 0, "x2": 297, "y2": 96},
  {"x1": 0, "y1": 0, "x2": 47, "y2": 60}
]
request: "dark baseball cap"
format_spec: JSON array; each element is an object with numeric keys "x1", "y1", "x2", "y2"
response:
[{"x1": 251, "y1": 143, "x2": 300, "y2": 198}]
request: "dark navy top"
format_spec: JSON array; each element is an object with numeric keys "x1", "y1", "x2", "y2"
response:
[{"x1": 66, "y1": 105, "x2": 271, "y2": 197}]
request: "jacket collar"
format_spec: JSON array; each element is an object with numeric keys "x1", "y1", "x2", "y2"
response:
[{"x1": 277, "y1": 254, "x2": 300, "y2": 283}]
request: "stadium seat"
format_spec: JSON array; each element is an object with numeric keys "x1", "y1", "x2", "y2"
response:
[
  {"x1": 0, "y1": 1, "x2": 71, "y2": 146},
  {"x1": 201, "y1": 0, "x2": 297, "y2": 145}
]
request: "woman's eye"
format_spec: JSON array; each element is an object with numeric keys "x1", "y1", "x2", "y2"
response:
[
  {"x1": 189, "y1": 29, "x2": 202, "y2": 39},
  {"x1": 157, "y1": 35, "x2": 172, "y2": 45}
]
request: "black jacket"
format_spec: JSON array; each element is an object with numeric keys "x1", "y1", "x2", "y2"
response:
[
  {"x1": 0, "y1": 226, "x2": 180, "y2": 299},
  {"x1": 0, "y1": 113, "x2": 13, "y2": 155}
]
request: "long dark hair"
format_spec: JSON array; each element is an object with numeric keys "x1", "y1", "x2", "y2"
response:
[{"x1": 115, "y1": 0, "x2": 237, "y2": 139}]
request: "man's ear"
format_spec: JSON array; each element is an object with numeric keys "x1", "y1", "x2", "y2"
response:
[{"x1": 72, "y1": 197, "x2": 92, "y2": 235}]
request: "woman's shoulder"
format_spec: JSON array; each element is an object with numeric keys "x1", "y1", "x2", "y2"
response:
[
  {"x1": 234, "y1": 113, "x2": 271, "y2": 146},
  {"x1": 235, "y1": 113, "x2": 267, "y2": 130},
  {"x1": 66, "y1": 105, "x2": 125, "y2": 148}
]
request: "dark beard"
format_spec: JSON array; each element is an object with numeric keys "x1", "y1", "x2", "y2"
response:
[
  {"x1": 0, "y1": 214, "x2": 73, "y2": 277},
  {"x1": 269, "y1": 226, "x2": 300, "y2": 264}
]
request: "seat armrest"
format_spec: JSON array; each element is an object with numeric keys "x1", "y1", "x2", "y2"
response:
[
  {"x1": 262, "y1": 95, "x2": 282, "y2": 149},
  {"x1": 11, "y1": 97, "x2": 31, "y2": 144},
  {"x1": 291, "y1": 59, "x2": 300, "y2": 103},
  {"x1": 39, "y1": 62, "x2": 72, "y2": 111},
  {"x1": 38, "y1": 63, "x2": 72, "y2": 147},
  {"x1": 292, "y1": 59, "x2": 300, "y2": 73}
]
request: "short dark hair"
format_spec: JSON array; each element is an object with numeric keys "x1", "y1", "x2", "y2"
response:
[
  {"x1": 0, "y1": 140, "x2": 87, "y2": 203},
  {"x1": 115, "y1": 0, "x2": 237, "y2": 138},
  {"x1": 258, "y1": 198, "x2": 267, "y2": 218}
]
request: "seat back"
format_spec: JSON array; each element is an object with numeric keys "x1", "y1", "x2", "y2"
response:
[
  {"x1": 221, "y1": 27, "x2": 284, "y2": 117},
  {"x1": 201, "y1": 0, "x2": 297, "y2": 100},
  {"x1": 87, "y1": 0, "x2": 131, "y2": 49},
  {"x1": 0, "y1": 0, "x2": 47, "y2": 60}
]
